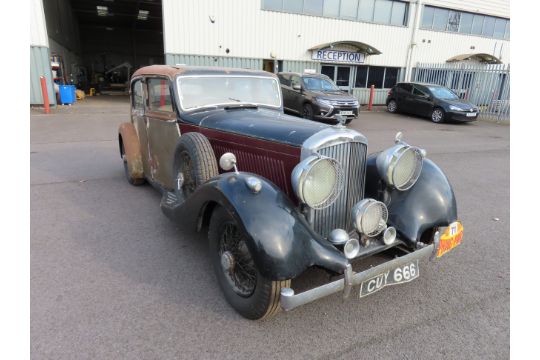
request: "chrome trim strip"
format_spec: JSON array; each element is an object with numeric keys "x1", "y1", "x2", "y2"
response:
[
  {"x1": 301, "y1": 127, "x2": 368, "y2": 159},
  {"x1": 280, "y1": 244, "x2": 434, "y2": 311}
]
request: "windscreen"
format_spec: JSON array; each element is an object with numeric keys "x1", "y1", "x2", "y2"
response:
[
  {"x1": 302, "y1": 77, "x2": 340, "y2": 91},
  {"x1": 428, "y1": 86, "x2": 459, "y2": 100},
  {"x1": 177, "y1": 76, "x2": 282, "y2": 110}
]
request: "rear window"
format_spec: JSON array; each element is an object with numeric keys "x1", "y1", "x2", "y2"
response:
[{"x1": 278, "y1": 74, "x2": 290, "y2": 86}]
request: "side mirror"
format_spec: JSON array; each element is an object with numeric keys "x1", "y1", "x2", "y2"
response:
[{"x1": 292, "y1": 84, "x2": 301, "y2": 91}]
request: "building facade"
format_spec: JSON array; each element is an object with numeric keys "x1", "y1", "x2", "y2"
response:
[{"x1": 163, "y1": 0, "x2": 510, "y2": 103}]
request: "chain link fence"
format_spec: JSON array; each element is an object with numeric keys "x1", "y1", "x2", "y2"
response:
[{"x1": 413, "y1": 62, "x2": 510, "y2": 122}]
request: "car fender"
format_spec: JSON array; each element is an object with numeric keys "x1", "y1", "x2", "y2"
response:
[
  {"x1": 118, "y1": 122, "x2": 144, "y2": 180},
  {"x1": 365, "y1": 154, "x2": 458, "y2": 244},
  {"x1": 161, "y1": 172, "x2": 349, "y2": 280}
]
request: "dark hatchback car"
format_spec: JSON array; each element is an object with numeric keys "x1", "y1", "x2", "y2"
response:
[
  {"x1": 278, "y1": 72, "x2": 359, "y2": 124},
  {"x1": 386, "y1": 82, "x2": 479, "y2": 123}
]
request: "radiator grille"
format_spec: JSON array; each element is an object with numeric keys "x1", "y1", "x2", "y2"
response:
[{"x1": 312, "y1": 142, "x2": 367, "y2": 238}]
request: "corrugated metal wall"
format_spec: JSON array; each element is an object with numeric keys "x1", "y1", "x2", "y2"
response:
[
  {"x1": 165, "y1": 53, "x2": 262, "y2": 69},
  {"x1": 30, "y1": 46, "x2": 56, "y2": 105},
  {"x1": 281, "y1": 60, "x2": 320, "y2": 73},
  {"x1": 425, "y1": 0, "x2": 509, "y2": 18}
]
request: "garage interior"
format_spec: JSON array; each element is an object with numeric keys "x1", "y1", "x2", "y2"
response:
[{"x1": 43, "y1": 0, "x2": 164, "y2": 96}]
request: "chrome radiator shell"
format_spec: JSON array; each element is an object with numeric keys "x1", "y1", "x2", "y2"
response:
[{"x1": 301, "y1": 127, "x2": 368, "y2": 238}]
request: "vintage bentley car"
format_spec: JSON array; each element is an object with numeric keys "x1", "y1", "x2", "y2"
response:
[{"x1": 118, "y1": 65, "x2": 463, "y2": 320}]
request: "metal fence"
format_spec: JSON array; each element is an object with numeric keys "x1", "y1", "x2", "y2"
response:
[{"x1": 413, "y1": 62, "x2": 510, "y2": 122}]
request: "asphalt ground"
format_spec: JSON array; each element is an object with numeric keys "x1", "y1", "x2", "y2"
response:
[{"x1": 31, "y1": 96, "x2": 509, "y2": 359}]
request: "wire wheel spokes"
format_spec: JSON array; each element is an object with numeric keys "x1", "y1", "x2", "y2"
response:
[{"x1": 219, "y1": 222, "x2": 257, "y2": 297}]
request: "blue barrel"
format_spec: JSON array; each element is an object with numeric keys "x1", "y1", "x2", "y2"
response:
[{"x1": 59, "y1": 85, "x2": 76, "y2": 104}]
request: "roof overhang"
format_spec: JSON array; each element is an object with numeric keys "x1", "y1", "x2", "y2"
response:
[
  {"x1": 309, "y1": 41, "x2": 382, "y2": 55},
  {"x1": 446, "y1": 53, "x2": 503, "y2": 64}
]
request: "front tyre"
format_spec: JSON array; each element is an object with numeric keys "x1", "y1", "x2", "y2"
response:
[
  {"x1": 431, "y1": 107, "x2": 446, "y2": 123},
  {"x1": 209, "y1": 206, "x2": 291, "y2": 320},
  {"x1": 302, "y1": 103, "x2": 314, "y2": 120}
]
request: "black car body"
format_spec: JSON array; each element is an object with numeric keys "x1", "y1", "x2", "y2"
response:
[
  {"x1": 278, "y1": 72, "x2": 359, "y2": 124},
  {"x1": 118, "y1": 65, "x2": 463, "y2": 320},
  {"x1": 386, "y1": 82, "x2": 479, "y2": 123}
]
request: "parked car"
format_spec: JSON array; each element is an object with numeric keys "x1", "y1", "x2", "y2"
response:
[
  {"x1": 118, "y1": 65, "x2": 463, "y2": 320},
  {"x1": 386, "y1": 82, "x2": 479, "y2": 123},
  {"x1": 278, "y1": 72, "x2": 359, "y2": 124}
]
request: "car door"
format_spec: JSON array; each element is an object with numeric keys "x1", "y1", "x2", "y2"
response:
[
  {"x1": 395, "y1": 83, "x2": 413, "y2": 112},
  {"x1": 410, "y1": 85, "x2": 434, "y2": 117},
  {"x1": 278, "y1": 74, "x2": 295, "y2": 113},
  {"x1": 131, "y1": 78, "x2": 152, "y2": 178},
  {"x1": 145, "y1": 77, "x2": 181, "y2": 189}
]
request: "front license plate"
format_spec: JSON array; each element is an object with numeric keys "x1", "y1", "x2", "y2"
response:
[
  {"x1": 339, "y1": 110, "x2": 354, "y2": 116},
  {"x1": 359, "y1": 261, "x2": 419, "y2": 298},
  {"x1": 466, "y1": 112, "x2": 477, "y2": 117}
]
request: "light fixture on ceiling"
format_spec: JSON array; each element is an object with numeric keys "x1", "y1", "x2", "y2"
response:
[
  {"x1": 96, "y1": 6, "x2": 109, "y2": 17},
  {"x1": 137, "y1": 10, "x2": 149, "y2": 20}
]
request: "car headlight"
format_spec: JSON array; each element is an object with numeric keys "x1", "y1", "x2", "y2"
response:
[
  {"x1": 376, "y1": 143, "x2": 424, "y2": 191},
  {"x1": 449, "y1": 105, "x2": 463, "y2": 111},
  {"x1": 316, "y1": 98, "x2": 333, "y2": 108},
  {"x1": 292, "y1": 155, "x2": 344, "y2": 209},
  {"x1": 352, "y1": 199, "x2": 388, "y2": 237},
  {"x1": 352, "y1": 99, "x2": 359, "y2": 107}
]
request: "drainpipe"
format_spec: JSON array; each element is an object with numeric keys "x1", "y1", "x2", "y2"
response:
[{"x1": 405, "y1": 0, "x2": 423, "y2": 82}]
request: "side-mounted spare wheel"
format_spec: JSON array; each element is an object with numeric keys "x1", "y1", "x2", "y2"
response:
[
  {"x1": 209, "y1": 206, "x2": 291, "y2": 320},
  {"x1": 173, "y1": 132, "x2": 219, "y2": 199}
]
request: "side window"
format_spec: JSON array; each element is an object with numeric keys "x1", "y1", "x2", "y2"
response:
[
  {"x1": 148, "y1": 78, "x2": 173, "y2": 112},
  {"x1": 291, "y1": 75, "x2": 301, "y2": 88},
  {"x1": 398, "y1": 83, "x2": 412, "y2": 93},
  {"x1": 278, "y1": 74, "x2": 290, "y2": 86},
  {"x1": 413, "y1": 86, "x2": 428, "y2": 97},
  {"x1": 132, "y1": 80, "x2": 144, "y2": 109}
]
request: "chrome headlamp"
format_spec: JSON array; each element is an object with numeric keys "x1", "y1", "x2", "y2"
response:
[
  {"x1": 376, "y1": 132, "x2": 425, "y2": 191},
  {"x1": 292, "y1": 155, "x2": 344, "y2": 209},
  {"x1": 352, "y1": 199, "x2": 388, "y2": 237}
]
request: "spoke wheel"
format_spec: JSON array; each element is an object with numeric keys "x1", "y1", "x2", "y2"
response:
[
  {"x1": 178, "y1": 150, "x2": 196, "y2": 197},
  {"x1": 431, "y1": 108, "x2": 445, "y2": 123},
  {"x1": 209, "y1": 206, "x2": 291, "y2": 320}
]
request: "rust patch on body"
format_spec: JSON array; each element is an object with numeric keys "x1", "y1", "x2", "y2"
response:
[{"x1": 119, "y1": 122, "x2": 144, "y2": 179}]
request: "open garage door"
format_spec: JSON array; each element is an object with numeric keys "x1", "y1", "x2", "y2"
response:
[{"x1": 43, "y1": 0, "x2": 164, "y2": 96}]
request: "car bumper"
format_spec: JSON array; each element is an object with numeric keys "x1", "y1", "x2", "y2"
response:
[
  {"x1": 447, "y1": 111, "x2": 479, "y2": 122},
  {"x1": 280, "y1": 241, "x2": 437, "y2": 311},
  {"x1": 313, "y1": 105, "x2": 359, "y2": 121}
]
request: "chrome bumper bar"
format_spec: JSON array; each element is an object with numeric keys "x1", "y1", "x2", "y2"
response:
[{"x1": 280, "y1": 244, "x2": 435, "y2": 311}]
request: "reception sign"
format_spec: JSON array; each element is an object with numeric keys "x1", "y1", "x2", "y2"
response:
[{"x1": 311, "y1": 50, "x2": 365, "y2": 64}]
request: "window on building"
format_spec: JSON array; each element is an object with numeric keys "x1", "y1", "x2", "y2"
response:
[
  {"x1": 373, "y1": 0, "x2": 392, "y2": 24},
  {"x1": 284, "y1": 0, "x2": 303, "y2": 13},
  {"x1": 340, "y1": 0, "x2": 359, "y2": 20},
  {"x1": 358, "y1": 0, "x2": 375, "y2": 22},
  {"x1": 432, "y1": 8, "x2": 449, "y2": 31},
  {"x1": 262, "y1": 0, "x2": 282, "y2": 11},
  {"x1": 304, "y1": 0, "x2": 324, "y2": 16},
  {"x1": 459, "y1": 13, "x2": 473, "y2": 33},
  {"x1": 355, "y1": 66, "x2": 368, "y2": 88},
  {"x1": 148, "y1": 78, "x2": 173, "y2": 112},
  {"x1": 262, "y1": 0, "x2": 408, "y2": 26},
  {"x1": 390, "y1": 1, "x2": 406, "y2": 26},
  {"x1": 447, "y1": 11, "x2": 460, "y2": 32},
  {"x1": 493, "y1": 18, "x2": 506, "y2": 38},
  {"x1": 421, "y1": 6, "x2": 434, "y2": 28},
  {"x1": 323, "y1": 0, "x2": 340, "y2": 17},
  {"x1": 504, "y1": 20, "x2": 510, "y2": 39},
  {"x1": 471, "y1": 14, "x2": 484, "y2": 35},
  {"x1": 482, "y1": 16, "x2": 496, "y2": 37},
  {"x1": 383, "y1": 67, "x2": 399, "y2": 88},
  {"x1": 420, "y1": 5, "x2": 508, "y2": 39},
  {"x1": 367, "y1": 66, "x2": 385, "y2": 88}
]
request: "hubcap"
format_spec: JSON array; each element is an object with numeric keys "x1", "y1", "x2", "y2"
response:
[
  {"x1": 388, "y1": 101, "x2": 396, "y2": 112},
  {"x1": 433, "y1": 110, "x2": 443, "y2": 122}
]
